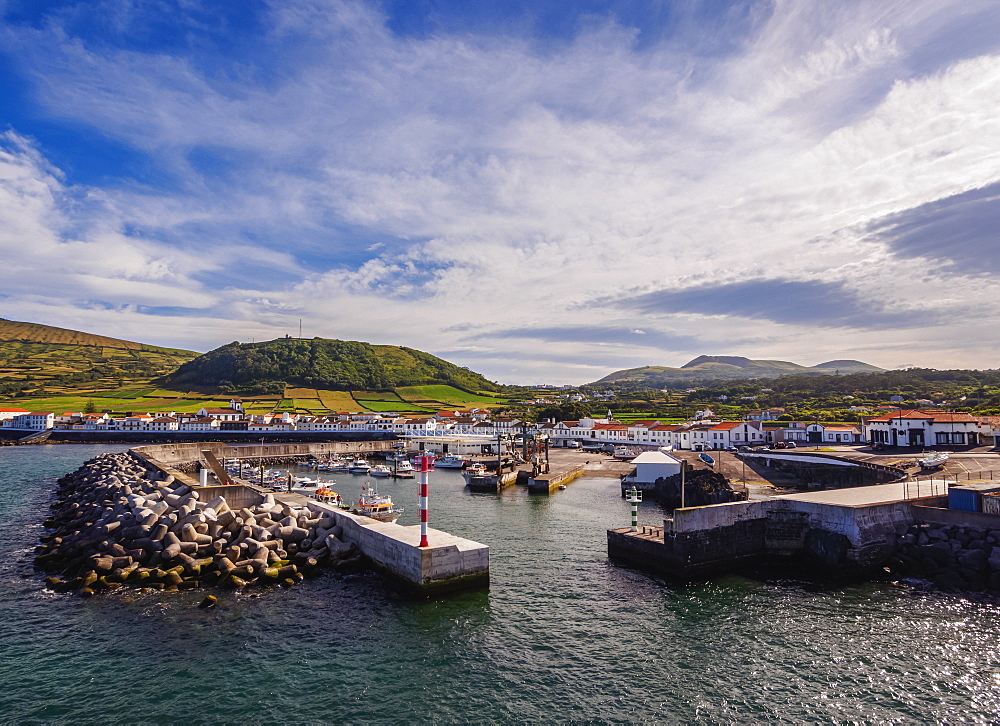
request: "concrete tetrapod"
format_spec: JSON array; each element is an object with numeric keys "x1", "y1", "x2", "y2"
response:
[{"x1": 35, "y1": 452, "x2": 363, "y2": 597}]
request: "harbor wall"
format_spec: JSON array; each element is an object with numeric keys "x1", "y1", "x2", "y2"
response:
[
  {"x1": 307, "y1": 501, "x2": 489, "y2": 594},
  {"x1": 528, "y1": 464, "x2": 585, "y2": 494},
  {"x1": 611, "y1": 495, "x2": 918, "y2": 577}
]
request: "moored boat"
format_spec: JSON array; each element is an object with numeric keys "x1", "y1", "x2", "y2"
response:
[
  {"x1": 352, "y1": 483, "x2": 403, "y2": 523},
  {"x1": 349, "y1": 459, "x2": 371, "y2": 473},
  {"x1": 463, "y1": 462, "x2": 488, "y2": 477},
  {"x1": 393, "y1": 459, "x2": 415, "y2": 478},
  {"x1": 434, "y1": 455, "x2": 468, "y2": 469},
  {"x1": 314, "y1": 487, "x2": 346, "y2": 508},
  {"x1": 370, "y1": 464, "x2": 393, "y2": 477}
]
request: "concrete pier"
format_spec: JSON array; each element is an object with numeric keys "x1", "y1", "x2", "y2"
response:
[
  {"x1": 306, "y1": 501, "x2": 488, "y2": 594},
  {"x1": 528, "y1": 464, "x2": 585, "y2": 494},
  {"x1": 608, "y1": 481, "x2": 952, "y2": 578}
]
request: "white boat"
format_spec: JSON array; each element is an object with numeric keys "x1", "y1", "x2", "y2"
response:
[
  {"x1": 329, "y1": 459, "x2": 352, "y2": 472},
  {"x1": 919, "y1": 452, "x2": 949, "y2": 469},
  {"x1": 349, "y1": 459, "x2": 371, "y2": 473},
  {"x1": 293, "y1": 475, "x2": 323, "y2": 486},
  {"x1": 393, "y1": 459, "x2": 415, "y2": 478},
  {"x1": 353, "y1": 483, "x2": 403, "y2": 523},
  {"x1": 434, "y1": 455, "x2": 467, "y2": 469},
  {"x1": 370, "y1": 464, "x2": 393, "y2": 477},
  {"x1": 463, "y1": 462, "x2": 488, "y2": 476}
]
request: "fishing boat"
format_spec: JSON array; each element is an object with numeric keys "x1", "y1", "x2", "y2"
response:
[
  {"x1": 698, "y1": 453, "x2": 715, "y2": 466},
  {"x1": 464, "y1": 462, "x2": 488, "y2": 476},
  {"x1": 353, "y1": 483, "x2": 403, "y2": 523},
  {"x1": 349, "y1": 459, "x2": 371, "y2": 474},
  {"x1": 314, "y1": 487, "x2": 346, "y2": 507},
  {"x1": 919, "y1": 452, "x2": 949, "y2": 469},
  {"x1": 370, "y1": 464, "x2": 393, "y2": 477},
  {"x1": 434, "y1": 455, "x2": 468, "y2": 469}
]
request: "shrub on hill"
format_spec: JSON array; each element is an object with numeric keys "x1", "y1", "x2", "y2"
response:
[{"x1": 164, "y1": 338, "x2": 498, "y2": 394}]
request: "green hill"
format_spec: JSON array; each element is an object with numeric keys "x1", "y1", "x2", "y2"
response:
[
  {"x1": 594, "y1": 355, "x2": 885, "y2": 387},
  {"x1": 0, "y1": 318, "x2": 199, "y2": 399},
  {"x1": 164, "y1": 338, "x2": 500, "y2": 395}
]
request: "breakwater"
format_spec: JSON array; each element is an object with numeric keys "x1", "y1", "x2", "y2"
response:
[
  {"x1": 35, "y1": 452, "x2": 363, "y2": 597},
  {"x1": 887, "y1": 519, "x2": 1000, "y2": 591},
  {"x1": 608, "y1": 483, "x2": 942, "y2": 579}
]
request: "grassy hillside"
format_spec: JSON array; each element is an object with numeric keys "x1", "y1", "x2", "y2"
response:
[
  {"x1": 0, "y1": 319, "x2": 199, "y2": 402},
  {"x1": 164, "y1": 338, "x2": 500, "y2": 394}
]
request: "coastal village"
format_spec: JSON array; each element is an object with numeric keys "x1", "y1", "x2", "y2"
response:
[{"x1": 3, "y1": 397, "x2": 999, "y2": 450}]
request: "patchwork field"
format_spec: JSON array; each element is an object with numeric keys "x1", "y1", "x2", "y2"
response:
[
  {"x1": 396, "y1": 385, "x2": 508, "y2": 407},
  {"x1": 316, "y1": 389, "x2": 366, "y2": 412}
]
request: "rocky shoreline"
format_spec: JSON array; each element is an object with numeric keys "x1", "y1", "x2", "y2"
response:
[
  {"x1": 34, "y1": 452, "x2": 365, "y2": 599},
  {"x1": 886, "y1": 521, "x2": 1000, "y2": 593}
]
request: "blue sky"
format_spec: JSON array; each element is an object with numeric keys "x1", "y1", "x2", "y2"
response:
[{"x1": 2, "y1": 0, "x2": 1000, "y2": 384}]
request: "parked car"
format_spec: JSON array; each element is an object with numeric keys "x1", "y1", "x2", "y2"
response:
[
  {"x1": 773, "y1": 442, "x2": 788, "y2": 449},
  {"x1": 785, "y1": 441, "x2": 797, "y2": 449}
]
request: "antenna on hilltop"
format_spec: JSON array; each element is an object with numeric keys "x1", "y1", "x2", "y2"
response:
[{"x1": 299, "y1": 319, "x2": 302, "y2": 338}]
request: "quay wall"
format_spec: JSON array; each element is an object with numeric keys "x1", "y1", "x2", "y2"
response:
[
  {"x1": 135, "y1": 441, "x2": 392, "y2": 467},
  {"x1": 528, "y1": 464, "x2": 586, "y2": 494},
  {"x1": 615, "y1": 495, "x2": 919, "y2": 577},
  {"x1": 307, "y1": 501, "x2": 489, "y2": 594},
  {"x1": 0, "y1": 430, "x2": 398, "y2": 445}
]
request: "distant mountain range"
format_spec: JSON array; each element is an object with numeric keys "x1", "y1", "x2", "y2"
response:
[{"x1": 593, "y1": 355, "x2": 886, "y2": 387}]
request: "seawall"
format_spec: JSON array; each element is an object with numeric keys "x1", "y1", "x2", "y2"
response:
[{"x1": 608, "y1": 483, "x2": 944, "y2": 579}]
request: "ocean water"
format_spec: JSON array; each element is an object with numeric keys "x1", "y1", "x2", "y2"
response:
[{"x1": 2, "y1": 444, "x2": 1000, "y2": 723}]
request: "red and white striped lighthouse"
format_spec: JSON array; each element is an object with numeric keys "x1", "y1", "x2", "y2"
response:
[{"x1": 414, "y1": 454, "x2": 434, "y2": 547}]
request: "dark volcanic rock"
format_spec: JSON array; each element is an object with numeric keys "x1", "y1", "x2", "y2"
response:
[{"x1": 653, "y1": 469, "x2": 745, "y2": 509}]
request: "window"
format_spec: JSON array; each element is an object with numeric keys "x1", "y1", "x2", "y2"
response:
[
  {"x1": 936, "y1": 432, "x2": 948, "y2": 444},
  {"x1": 953, "y1": 433, "x2": 965, "y2": 444}
]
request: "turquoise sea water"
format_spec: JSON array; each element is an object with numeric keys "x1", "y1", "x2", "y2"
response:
[{"x1": 2, "y1": 444, "x2": 1000, "y2": 723}]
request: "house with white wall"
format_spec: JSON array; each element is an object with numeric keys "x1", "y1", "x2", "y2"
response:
[{"x1": 865, "y1": 410, "x2": 989, "y2": 447}]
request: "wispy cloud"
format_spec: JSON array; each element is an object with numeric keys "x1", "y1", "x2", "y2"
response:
[{"x1": 1, "y1": 0, "x2": 1000, "y2": 382}]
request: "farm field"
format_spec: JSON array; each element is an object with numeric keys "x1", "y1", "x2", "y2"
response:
[
  {"x1": 357, "y1": 400, "x2": 432, "y2": 413},
  {"x1": 0, "y1": 391, "x2": 228, "y2": 414},
  {"x1": 395, "y1": 384, "x2": 507, "y2": 407},
  {"x1": 315, "y1": 389, "x2": 365, "y2": 411}
]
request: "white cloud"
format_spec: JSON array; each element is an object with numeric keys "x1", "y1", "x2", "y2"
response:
[{"x1": 3, "y1": 0, "x2": 1000, "y2": 382}]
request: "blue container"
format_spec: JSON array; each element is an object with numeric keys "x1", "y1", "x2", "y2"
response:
[
  {"x1": 949, "y1": 487, "x2": 981, "y2": 512},
  {"x1": 948, "y1": 483, "x2": 1000, "y2": 512}
]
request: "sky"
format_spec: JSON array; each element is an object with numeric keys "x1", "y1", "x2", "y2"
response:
[{"x1": 2, "y1": 0, "x2": 1000, "y2": 385}]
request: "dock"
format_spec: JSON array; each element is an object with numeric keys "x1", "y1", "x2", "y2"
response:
[{"x1": 608, "y1": 480, "x2": 954, "y2": 578}]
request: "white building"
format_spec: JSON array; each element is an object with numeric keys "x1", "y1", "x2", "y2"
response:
[
  {"x1": 7, "y1": 411, "x2": 55, "y2": 430},
  {"x1": 622, "y1": 449, "x2": 683, "y2": 486},
  {"x1": 865, "y1": 410, "x2": 988, "y2": 448}
]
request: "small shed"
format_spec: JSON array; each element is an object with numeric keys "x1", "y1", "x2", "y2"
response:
[{"x1": 622, "y1": 448, "x2": 683, "y2": 486}]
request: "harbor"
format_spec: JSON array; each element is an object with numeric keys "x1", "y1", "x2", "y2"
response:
[{"x1": 4, "y1": 444, "x2": 1000, "y2": 722}]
